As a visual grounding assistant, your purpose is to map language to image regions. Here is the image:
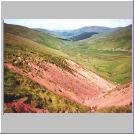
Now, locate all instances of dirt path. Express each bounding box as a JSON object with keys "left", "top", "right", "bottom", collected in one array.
[{"left": 4, "top": 59, "right": 132, "bottom": 110}]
